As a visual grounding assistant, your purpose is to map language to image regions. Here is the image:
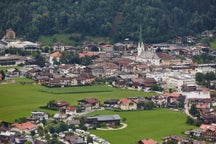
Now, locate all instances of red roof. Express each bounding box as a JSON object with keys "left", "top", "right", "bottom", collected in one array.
[
  {"left": 140, "top": 139, "right": 157, "bottom": 144},
  {"left": 196, "top": 104, "right": 209, "bottom": 109},
  {"left": 200, "top": 124, "right": 216, "bottom": 132},
  {"left": 164, "top": 93, "right": 180, "bottom": 98},
  {"left": 79, "top": 52, "right": 97, "bottom": 58},
  {"left": 12, "top": 121, "right": 36, "bottom": 130},
  {"left": 118, "top": 98, "right": 137, "bottom": 105},
  {"left": 51, "top": 51, "right": 61, "bottom": 58}
]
